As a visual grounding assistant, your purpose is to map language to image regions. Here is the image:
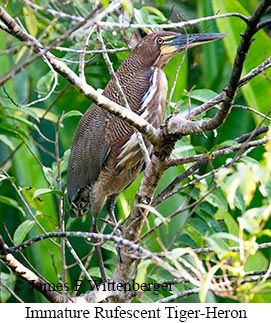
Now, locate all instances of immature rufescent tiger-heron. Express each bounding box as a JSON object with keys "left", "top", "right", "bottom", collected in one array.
[{"left": 67, "top": 31, "right": 225, "bottom": 280}]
